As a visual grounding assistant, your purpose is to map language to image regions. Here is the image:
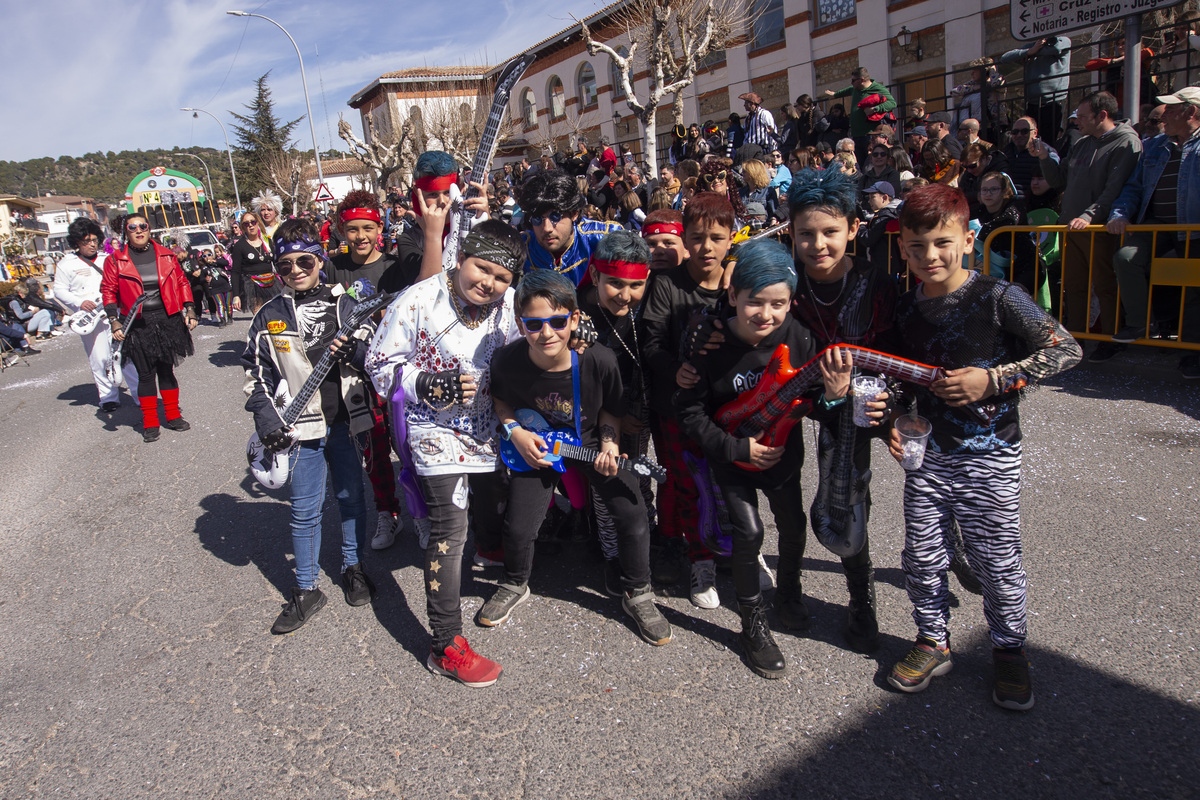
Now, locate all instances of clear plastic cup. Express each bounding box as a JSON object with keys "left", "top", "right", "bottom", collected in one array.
[
  {"left": 851, "top": 375, "right": 888, "bottom": 427},
  {"left": 458, "top": 360, "right": 483, "bottom": 410},
  {"left": 895, "top": 414, "right": 933, "bottom": 470}
]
